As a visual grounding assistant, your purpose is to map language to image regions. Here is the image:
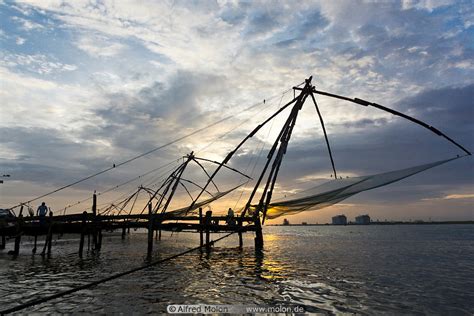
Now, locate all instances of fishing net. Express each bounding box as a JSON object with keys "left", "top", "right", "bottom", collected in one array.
[
  {"left": 167, "top": 183, "right": 245, "bottom": 216},
  {"left": 250, "top": 156, "right": 461, "bottom": 219}
]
